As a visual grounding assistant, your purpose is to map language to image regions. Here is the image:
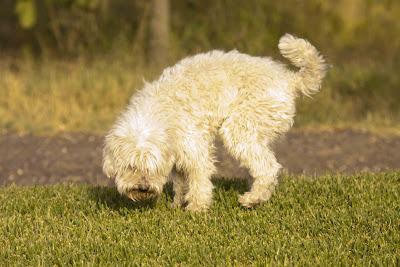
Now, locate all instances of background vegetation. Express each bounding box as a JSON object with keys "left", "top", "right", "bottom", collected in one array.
[{"left": 1, "top": 0, "right": 400, "bottom": 133}]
